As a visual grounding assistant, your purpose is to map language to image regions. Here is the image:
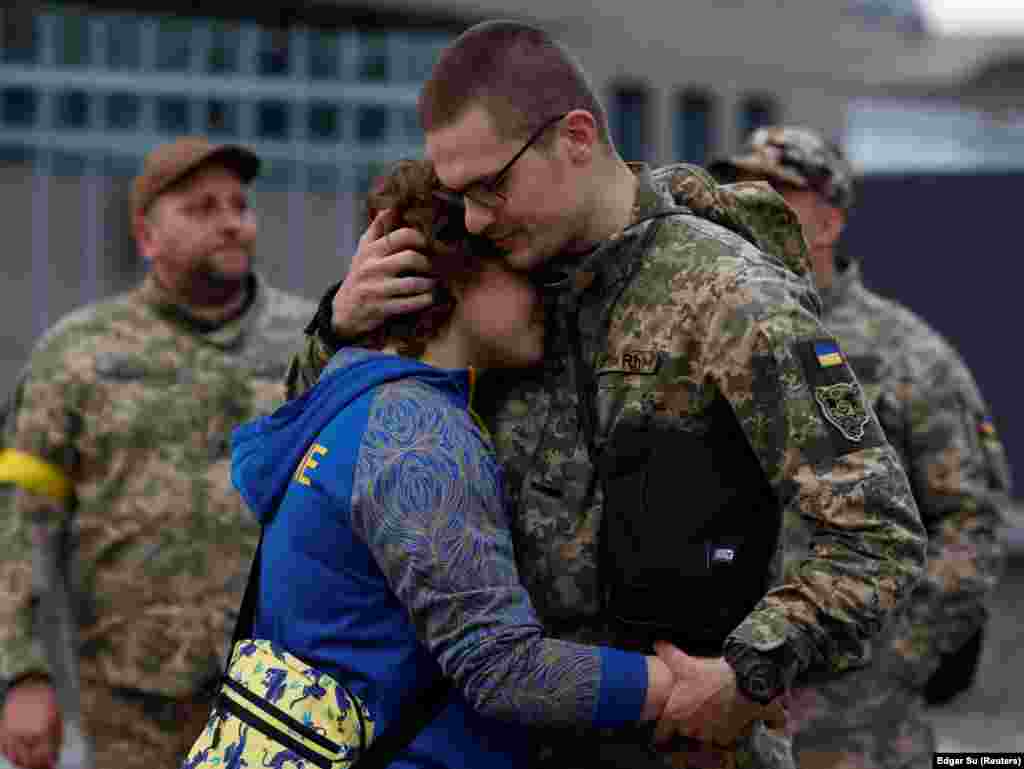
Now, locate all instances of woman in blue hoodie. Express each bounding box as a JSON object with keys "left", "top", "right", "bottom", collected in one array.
[{"left": 226, "top": 160, "right": 687, "bottom": 768}]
